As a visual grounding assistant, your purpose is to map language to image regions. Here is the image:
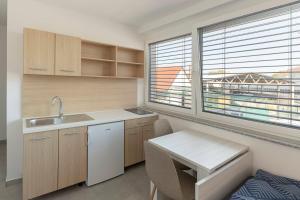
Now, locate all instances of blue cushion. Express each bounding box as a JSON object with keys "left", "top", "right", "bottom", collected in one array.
[{"left": 230, "top": 170, "right": 300, "bottom": 200}]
